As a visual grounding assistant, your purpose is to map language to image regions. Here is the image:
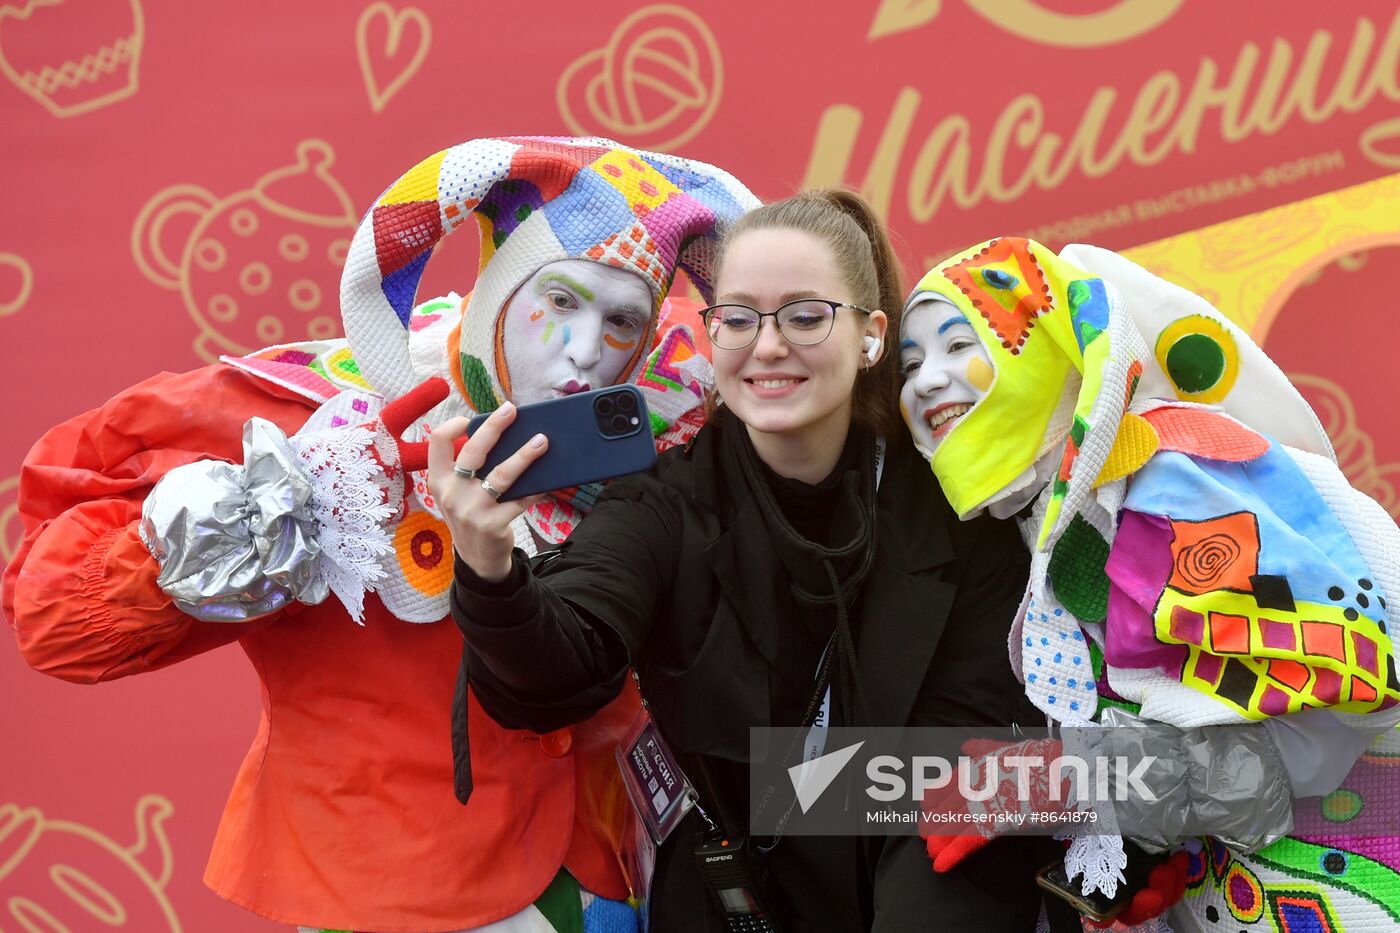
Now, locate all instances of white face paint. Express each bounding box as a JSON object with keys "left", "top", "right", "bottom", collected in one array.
[
  {"left": 898, "top": 295, "right": 994, "bottom": 457},
  {"left": 500, "top": 259, "right": 654, "bottom": 405}
]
